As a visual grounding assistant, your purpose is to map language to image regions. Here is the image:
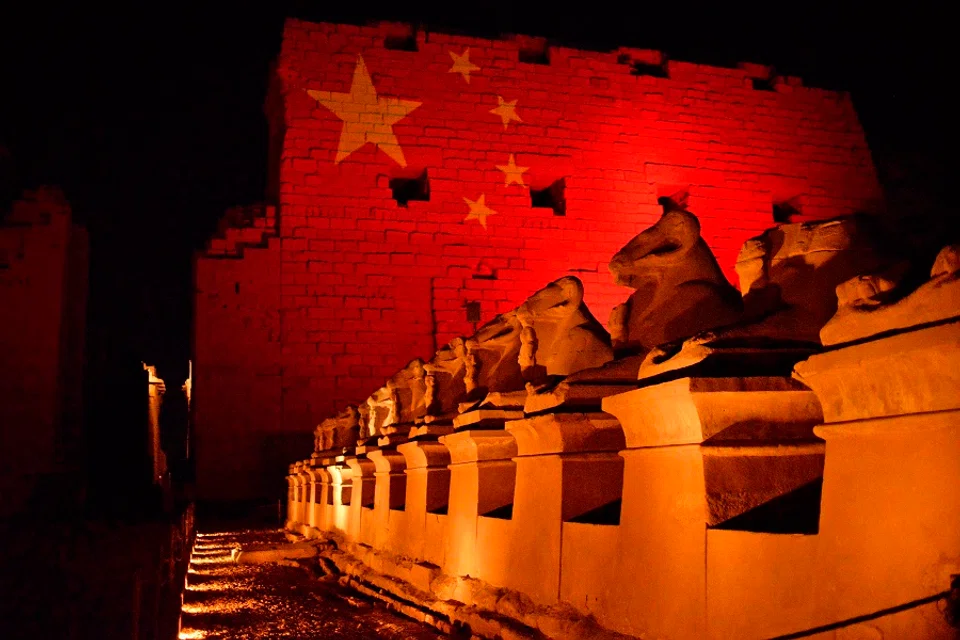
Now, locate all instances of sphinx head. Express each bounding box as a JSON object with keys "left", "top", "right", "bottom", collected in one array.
[{"left": 609, "top": 209, "right": 703, "bottom": 288}]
